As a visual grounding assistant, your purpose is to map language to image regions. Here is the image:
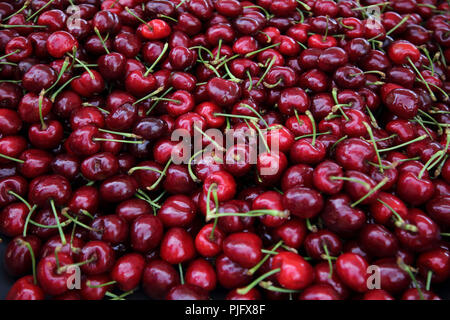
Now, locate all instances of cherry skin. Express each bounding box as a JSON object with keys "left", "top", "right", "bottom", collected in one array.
[
  {"left": 160, "top": 227, "right": 196, "bottom": 264},
  {"left": 130, "top": 215, "right": 164, "bottom": 253},
  {"left": 185, "top": 258, "right": 217, "bottom": 292},
  {"left": 4, "top": 235, "right": 41, "bottom": 277},
  {"left": 166, "top": 284, "right": 209, "bottom": 300},
  {"left": 216, "top": 254, "right": 251, "bottom": 289},
  {"left": 271, "top": 252, "right": 314, "bottom": 290},
  {"left": 282, "top": 186, "right": 324, "bottom": 219},
  {"left": 142, "top": 259, "right": 180, "bottom": 300},
  {"left": 336, "top": 253, "right": 369, "bottom": 293},
  {"left": 223, "top": 232, "right": 262, "bottom": 268},
  {"left": 110, "top": 253, "right": 145, "bottom": 291},
  {"left": 6, "top": 276, "right": 44, "bottom": 300},
  {"left": 36, "top": 252, "right": 73, "bottom": 296},
  {"left": 46, "top": 31, "right": 78, "bottom": 58},
  {"left": 195, "top": 223, "right": 225, "bottom": 258}
]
